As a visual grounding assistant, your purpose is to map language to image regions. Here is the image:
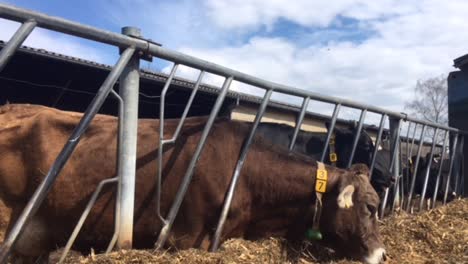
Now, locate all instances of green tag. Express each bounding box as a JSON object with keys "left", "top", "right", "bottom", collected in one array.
[{"left": 306, "top": 228, "right": 323, "bottom": 240}]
